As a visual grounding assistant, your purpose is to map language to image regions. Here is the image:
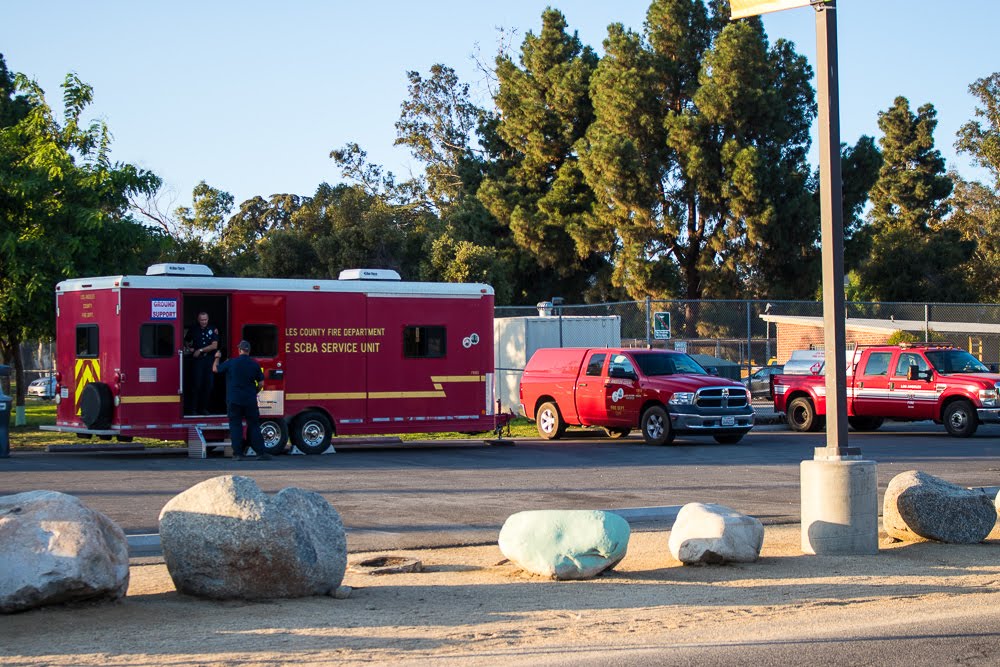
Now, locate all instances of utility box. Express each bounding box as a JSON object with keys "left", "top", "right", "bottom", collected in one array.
[{"left": 494, "top": 316, "right": 621, "bottom": 416}]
